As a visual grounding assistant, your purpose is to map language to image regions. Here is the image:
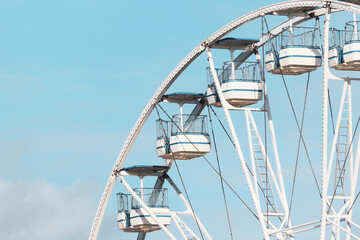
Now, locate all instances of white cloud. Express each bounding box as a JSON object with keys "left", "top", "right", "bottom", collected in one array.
[{"left": 0, "top": 178, "right": 101, "bottom": 240}]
